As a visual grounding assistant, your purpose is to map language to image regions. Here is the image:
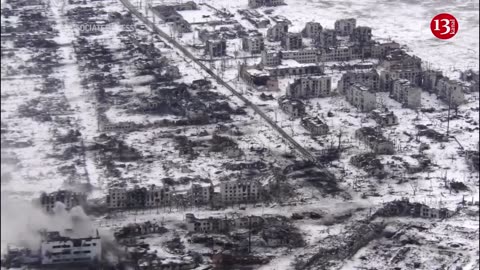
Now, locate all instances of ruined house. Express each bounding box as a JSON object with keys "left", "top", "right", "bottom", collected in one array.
[
  {"left": 370, "top": 109, "right": 399, "bottom": 126},
  {"left": 350, "top": 153, "right": 386, "bottom": 177},
  {"left": 278, "top": 97, "right": 306, "bottom": 118},
  {"left": 355, "top": 127, "right": 395, "bottom": 154},
  {"left": 301, "top": 116, "right": 329, "bottom": 135}
]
